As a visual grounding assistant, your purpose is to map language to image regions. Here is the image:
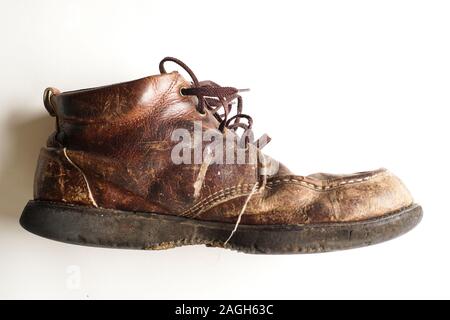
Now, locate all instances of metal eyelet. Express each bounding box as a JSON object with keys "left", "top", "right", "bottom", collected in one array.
[
  {"left": 197, "top": 108, "right": 207, "bottom": 117},
  {"left": 179, "top": 87, "right": 187, "bottom": 96}
]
